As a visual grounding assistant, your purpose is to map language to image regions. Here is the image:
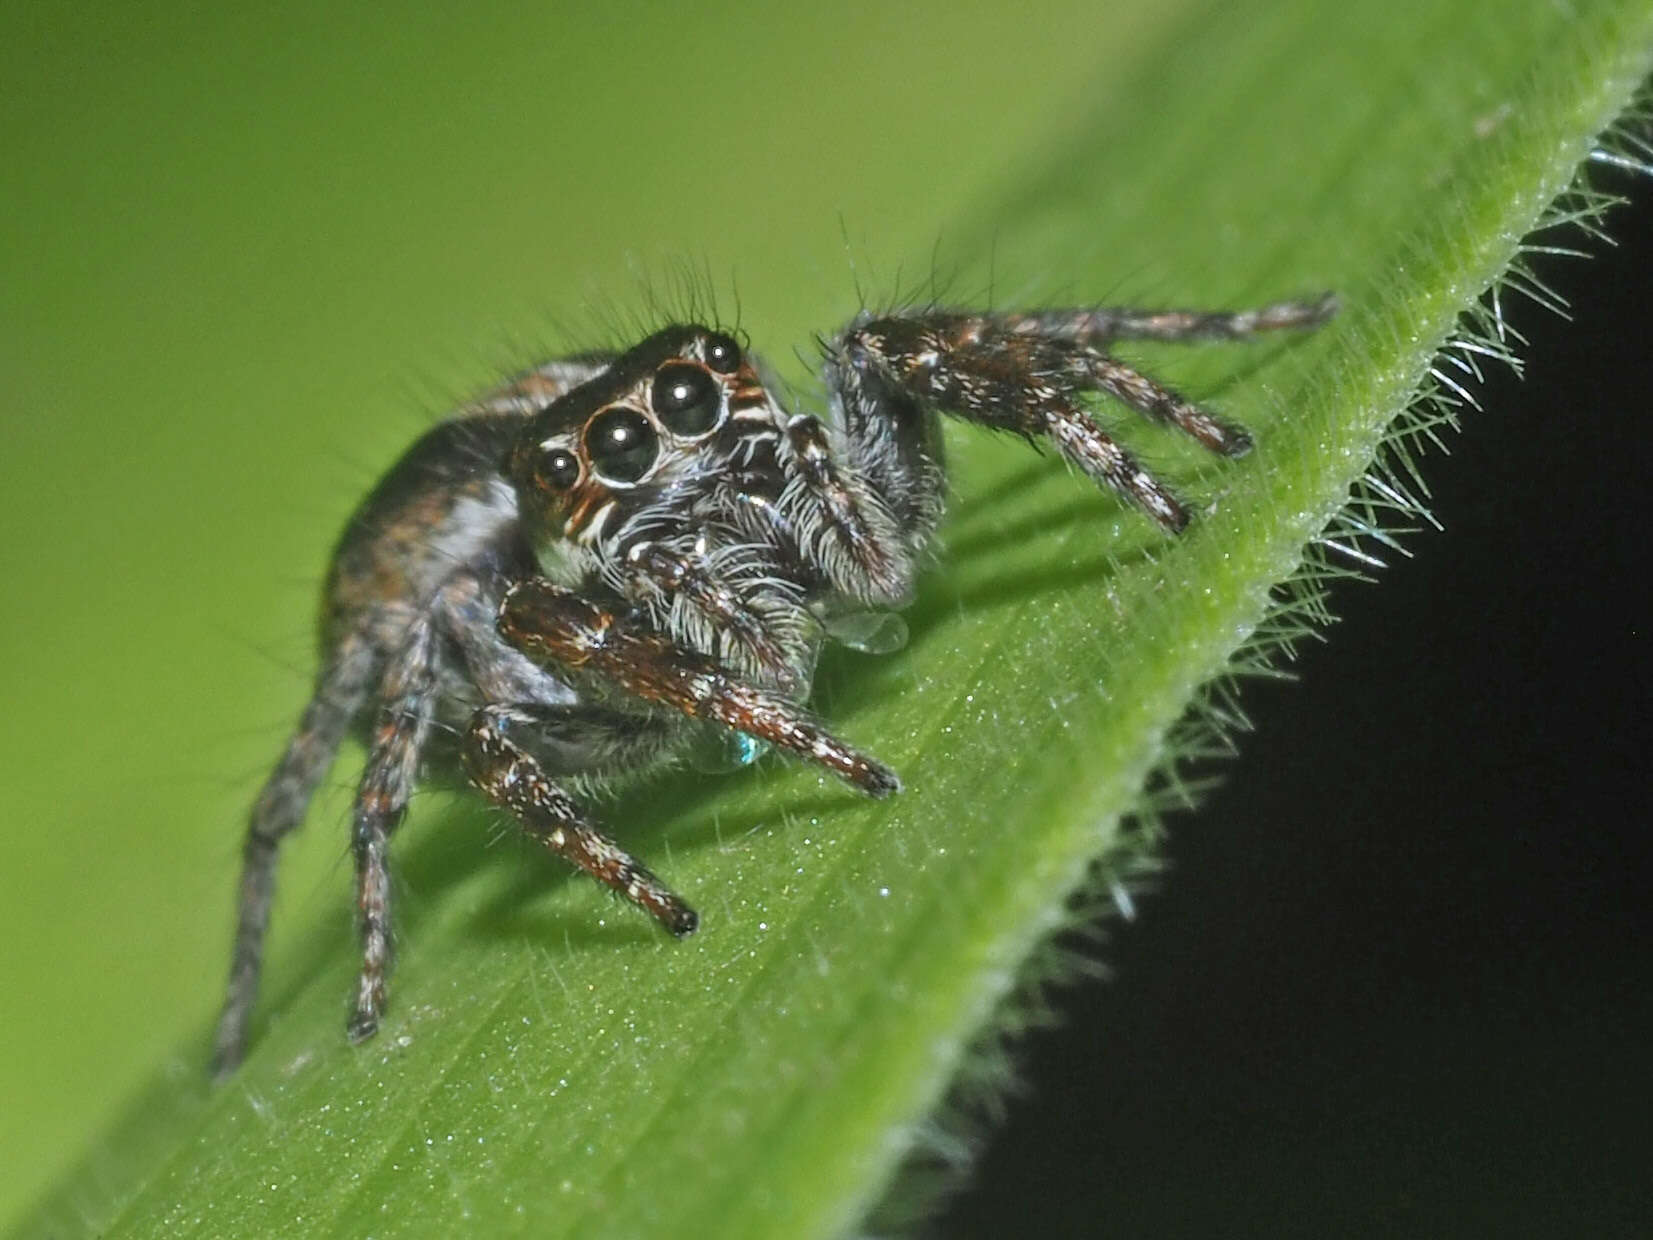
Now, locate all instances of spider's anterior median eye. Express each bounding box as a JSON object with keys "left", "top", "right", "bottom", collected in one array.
[
  {"left": 703, "top": 332, "right": 741, "bottom": 374},
  {"left": 652, "top": 362, "right": 721, "bottom": 436},
  {"left": 537, "top": 446, "right": 581, "bottom": 491},
  {"left": 584, "top": 406, "right": 658, "bottom": 483}
]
